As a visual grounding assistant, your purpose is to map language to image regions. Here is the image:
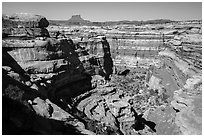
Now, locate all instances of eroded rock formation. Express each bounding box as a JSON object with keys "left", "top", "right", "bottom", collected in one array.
[{"left": 2, "top": 13, "right": 202, "bottom": 135}]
